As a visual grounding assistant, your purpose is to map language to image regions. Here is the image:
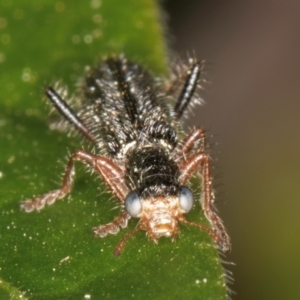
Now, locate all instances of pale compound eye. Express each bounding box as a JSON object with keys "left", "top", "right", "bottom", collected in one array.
[
  {"left": 179, "top": 186, "right": 194, "bottom": 213},
  {"left": 125, "top": 191, "right": 142, "bottom": 217}
]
